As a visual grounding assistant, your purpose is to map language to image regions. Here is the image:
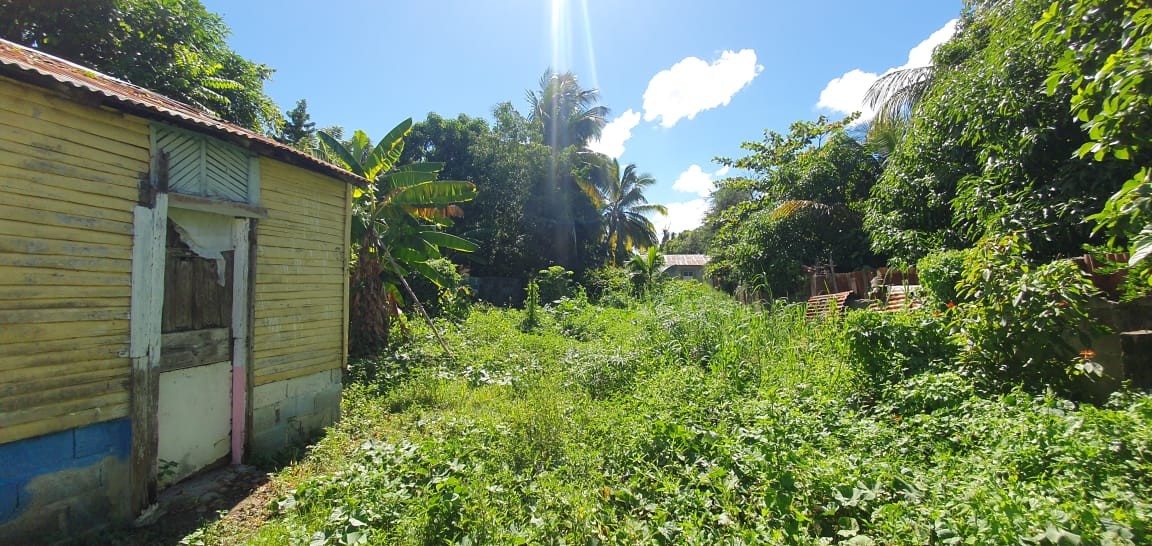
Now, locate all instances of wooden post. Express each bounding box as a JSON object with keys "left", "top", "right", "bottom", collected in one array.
[
  {"left": 128, "top": 174, "right": 167, "bottom": 513},
  {"left": 230, "top": 218, "right": 250, "bottom": 464}
]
